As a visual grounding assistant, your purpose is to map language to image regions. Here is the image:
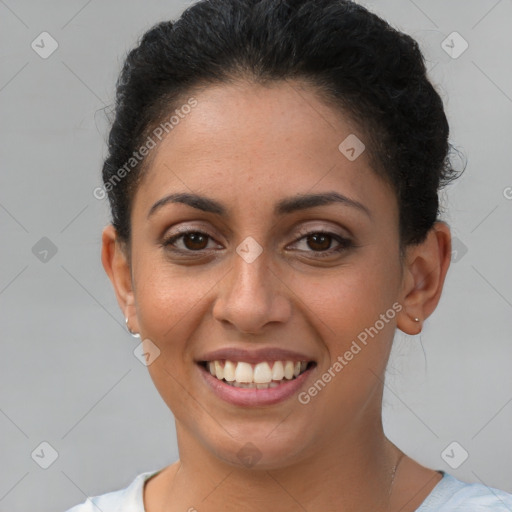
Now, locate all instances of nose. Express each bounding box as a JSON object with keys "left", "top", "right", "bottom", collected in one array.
[{"left": 212, "top": 248, "right": 292, "bottom": 334}]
